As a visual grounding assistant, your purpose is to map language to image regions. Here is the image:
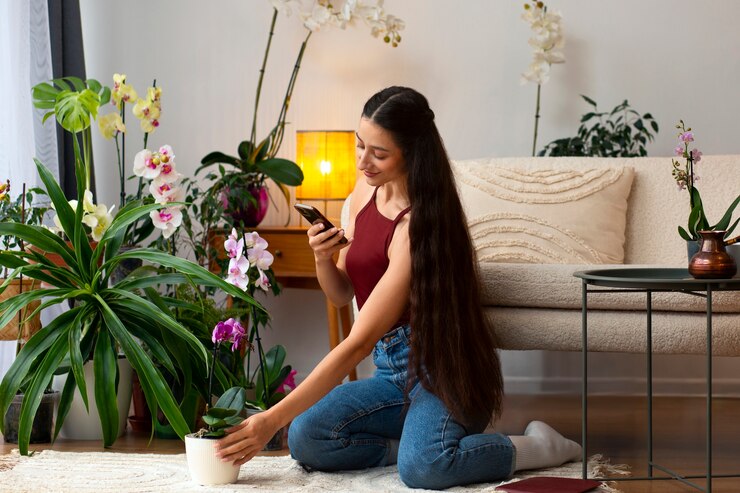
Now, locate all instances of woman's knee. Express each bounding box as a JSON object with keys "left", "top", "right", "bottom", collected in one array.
[
  {"left": 288, "top": 409, "right": 330, "bottom": 465},
  {"left": 397, "top": 449, "right": 451, "bottom": 490}
]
